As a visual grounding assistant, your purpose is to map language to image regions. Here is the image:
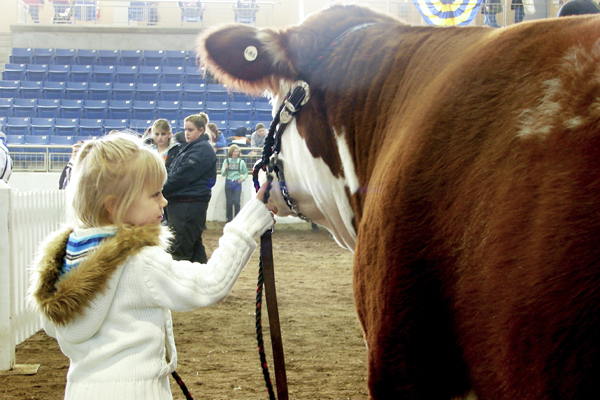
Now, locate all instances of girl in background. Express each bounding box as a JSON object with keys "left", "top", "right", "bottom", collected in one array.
[
  {"left": 152, "top": 119, "right": 180, "bottom": 171},
  {"left": 221, "top": 144, "right": 248, "bottom": 222}
]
